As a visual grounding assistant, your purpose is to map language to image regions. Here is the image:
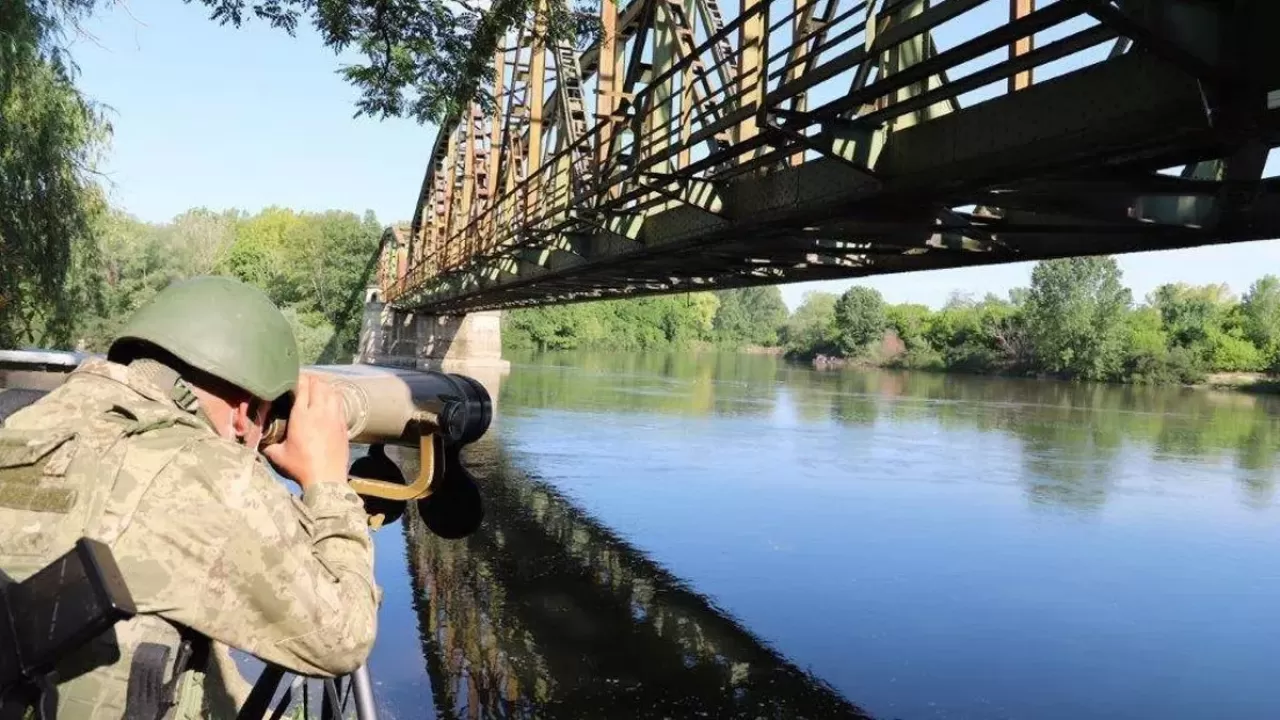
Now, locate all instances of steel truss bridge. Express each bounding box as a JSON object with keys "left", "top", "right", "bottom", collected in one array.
[{"left": 378, "top": 0, "right": 1280, "bottom": 314}]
